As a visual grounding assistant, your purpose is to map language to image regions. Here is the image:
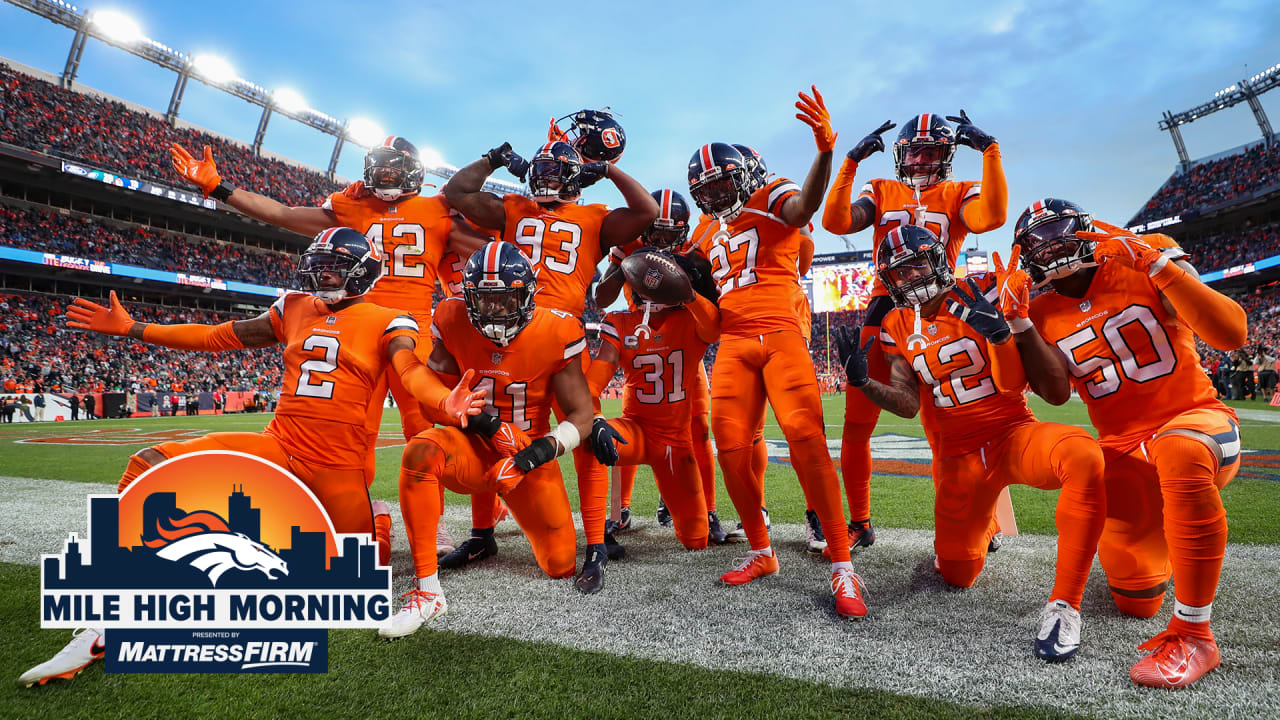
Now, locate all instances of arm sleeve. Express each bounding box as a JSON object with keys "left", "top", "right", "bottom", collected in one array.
[
  {"left": 142, "top": 321, "right": 246, "bottom": 352},
  {"left": 685, "top": 294, "right": 721, "bottom": 344},
  {"left": 821, "top": 157, "right": 859, "bottom": 234},
  {"left": 586, "top": 358, "right": 619, "bottom": 398},
  {"left": 391, "top": 348, "right": 453, "bottom": 412},
  {"left": 988, "top": 337, "right": 1027, "bottom": 393},
  {"left": 960, "top": 143, "right": 1007, "bottom": 234},
  {"left": 1151, "top": 261, "right": 1248, "bottom": 351}
]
